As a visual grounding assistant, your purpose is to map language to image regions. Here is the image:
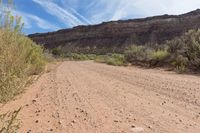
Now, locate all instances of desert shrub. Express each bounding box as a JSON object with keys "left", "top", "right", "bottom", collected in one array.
[
  {"left": 0, "top": 29, "right": 46, "bottom": 102},
  {"left": 65, "top": 53, "right": 97, "bottom": 61},
  {"left": 68, "top": 53, "right": 88, "bottom": 60},
  {"left": 167, "top": 29, "right": 200, "bottom": 71},
  {"left": 86, "top": 54, "right": 97, "bottom": 60},
  {"left": 171, "top": 55, "right": 188, "bottom": 72},
  {"left": 0, "top": 0, "right": 46, "bottom": 103},
  {"left": 152, "top": 50, "right": 169, "bottom": 61},
  {"left": 106, "top": 54, "right": 125, "bottom": 66},
  {"left": 43, "top": 50, "right": 55, "bottom": 63},
  {"left": 125, "top": 44, "right": 171, "bottom": 67},
  {"left": 125, "top": 29, "right": 200, "bottom": 72},
  {"left": 125, "top": 45, "right": 154, "bottom": 66},
  {"left": 95, "top": 54, "right": 125, "bottom": 66},
  {"left": 94, "top": 55, "right": 107, "bottom": 63},
  {"left": 0, "top": 0, "right": 24, "bottom": 32},
  {"left": 183, "top": 30, "right": 200, "bottom": 69},
  {"left": 52, "top": 46, "right": 65, "bottom": 57}
]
